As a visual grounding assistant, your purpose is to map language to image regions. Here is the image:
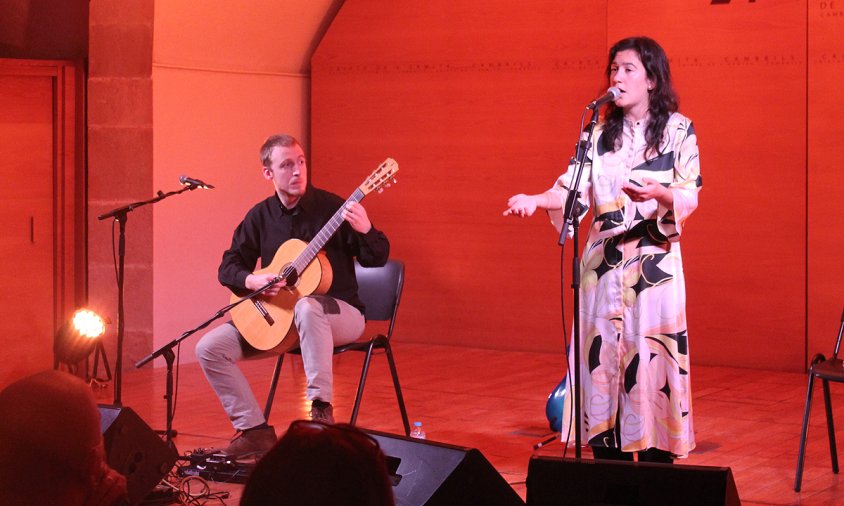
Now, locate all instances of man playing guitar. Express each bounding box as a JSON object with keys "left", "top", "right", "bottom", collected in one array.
[{"left": 196, "top": 134, "right": 390, "bottom": 459}]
